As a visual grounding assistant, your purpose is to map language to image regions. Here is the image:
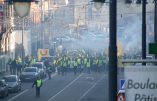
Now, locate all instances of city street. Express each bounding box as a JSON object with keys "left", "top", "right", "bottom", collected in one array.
[{"left": 1, "top": 72, "right": 108, "bottom": 101}]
